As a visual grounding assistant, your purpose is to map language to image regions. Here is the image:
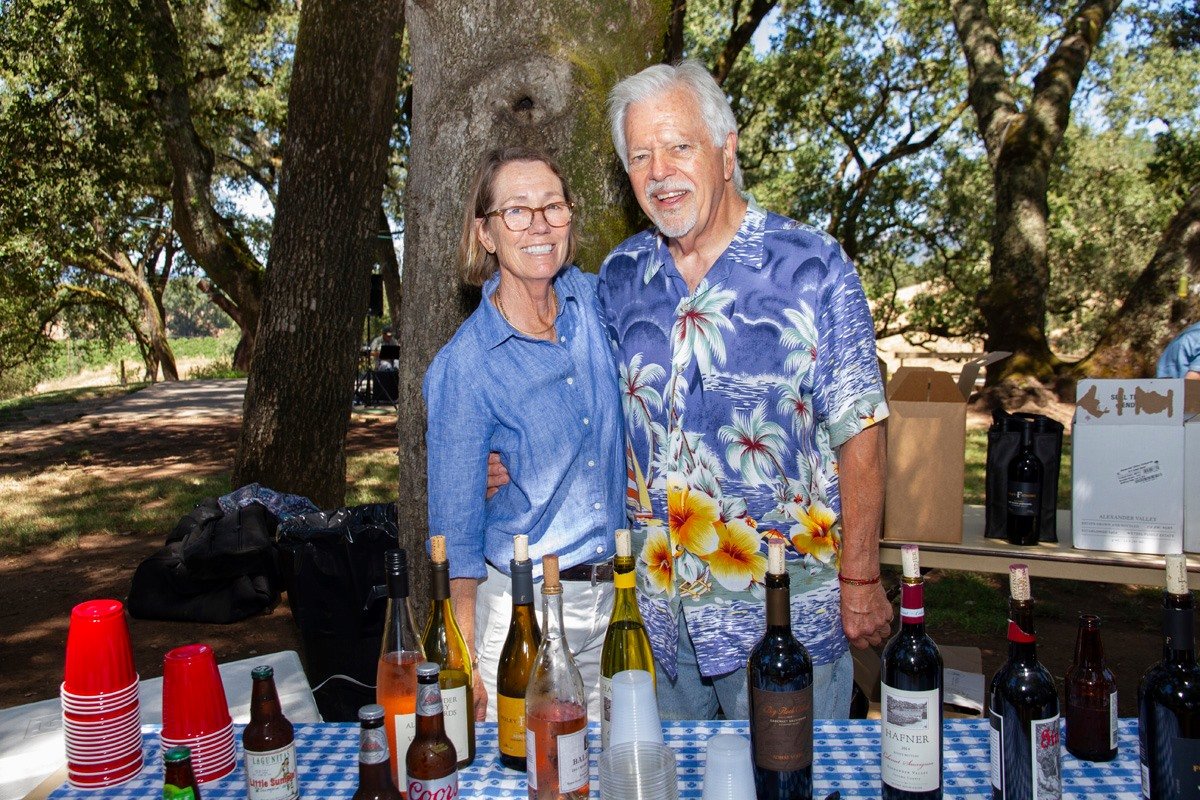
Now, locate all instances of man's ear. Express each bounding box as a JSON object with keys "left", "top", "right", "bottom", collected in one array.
[
  {"left": 722, "top": 132, "right": 738, "bottom": 181},
  {"left": 476, "top": 217, "right": 496, "bottom": 254}
]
